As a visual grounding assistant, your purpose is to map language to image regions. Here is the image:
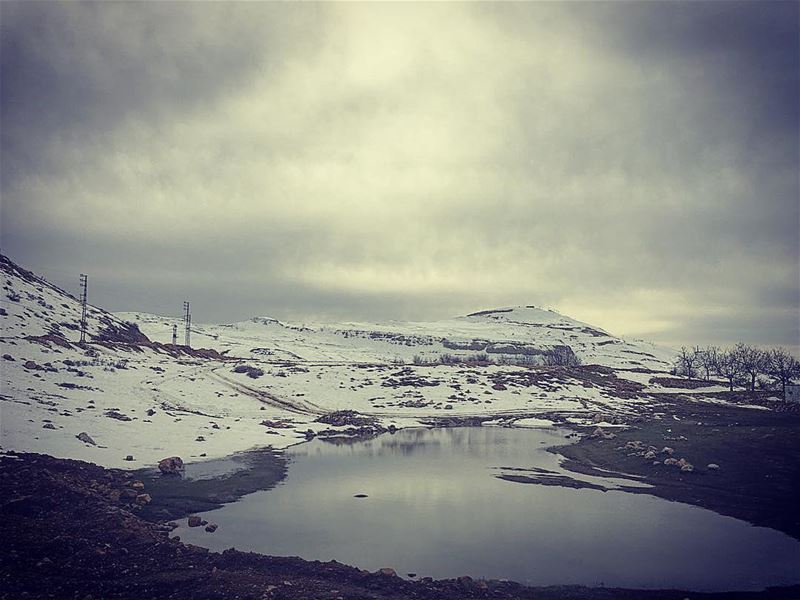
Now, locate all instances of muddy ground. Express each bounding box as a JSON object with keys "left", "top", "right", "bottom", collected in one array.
[
  {"left": 135, "top": 448, "right": 288, "bottom": 522},
  {"left": 557, "top": 392, "right": 800, "bottom": 540}
]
